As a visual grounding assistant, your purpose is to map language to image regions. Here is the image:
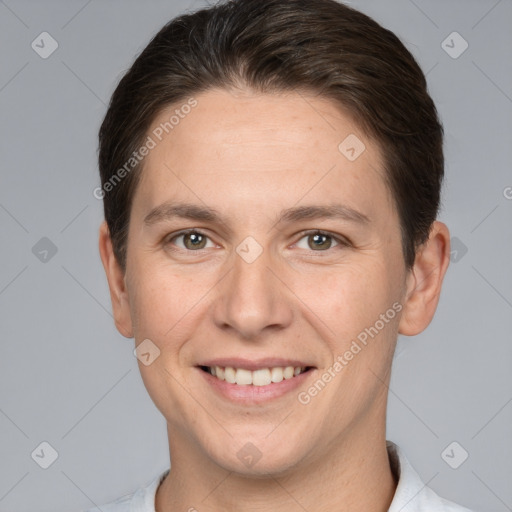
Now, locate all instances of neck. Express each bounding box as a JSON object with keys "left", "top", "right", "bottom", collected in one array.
[{"left": 156, "top": 416, "right": 397, "bottom": 512}]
